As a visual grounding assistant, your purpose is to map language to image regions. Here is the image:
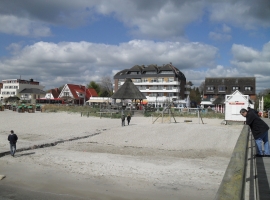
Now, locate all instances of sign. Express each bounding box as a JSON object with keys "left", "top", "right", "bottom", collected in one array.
[{"left": 229, "top": 102, "right": 245, "bottom": 105}]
